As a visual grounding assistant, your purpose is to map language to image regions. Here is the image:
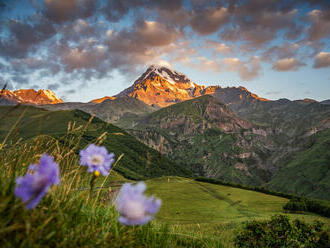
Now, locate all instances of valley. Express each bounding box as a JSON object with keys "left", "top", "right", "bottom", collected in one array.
[{"left": 2, "top": 65, "right": 330, "bottom": 201}]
